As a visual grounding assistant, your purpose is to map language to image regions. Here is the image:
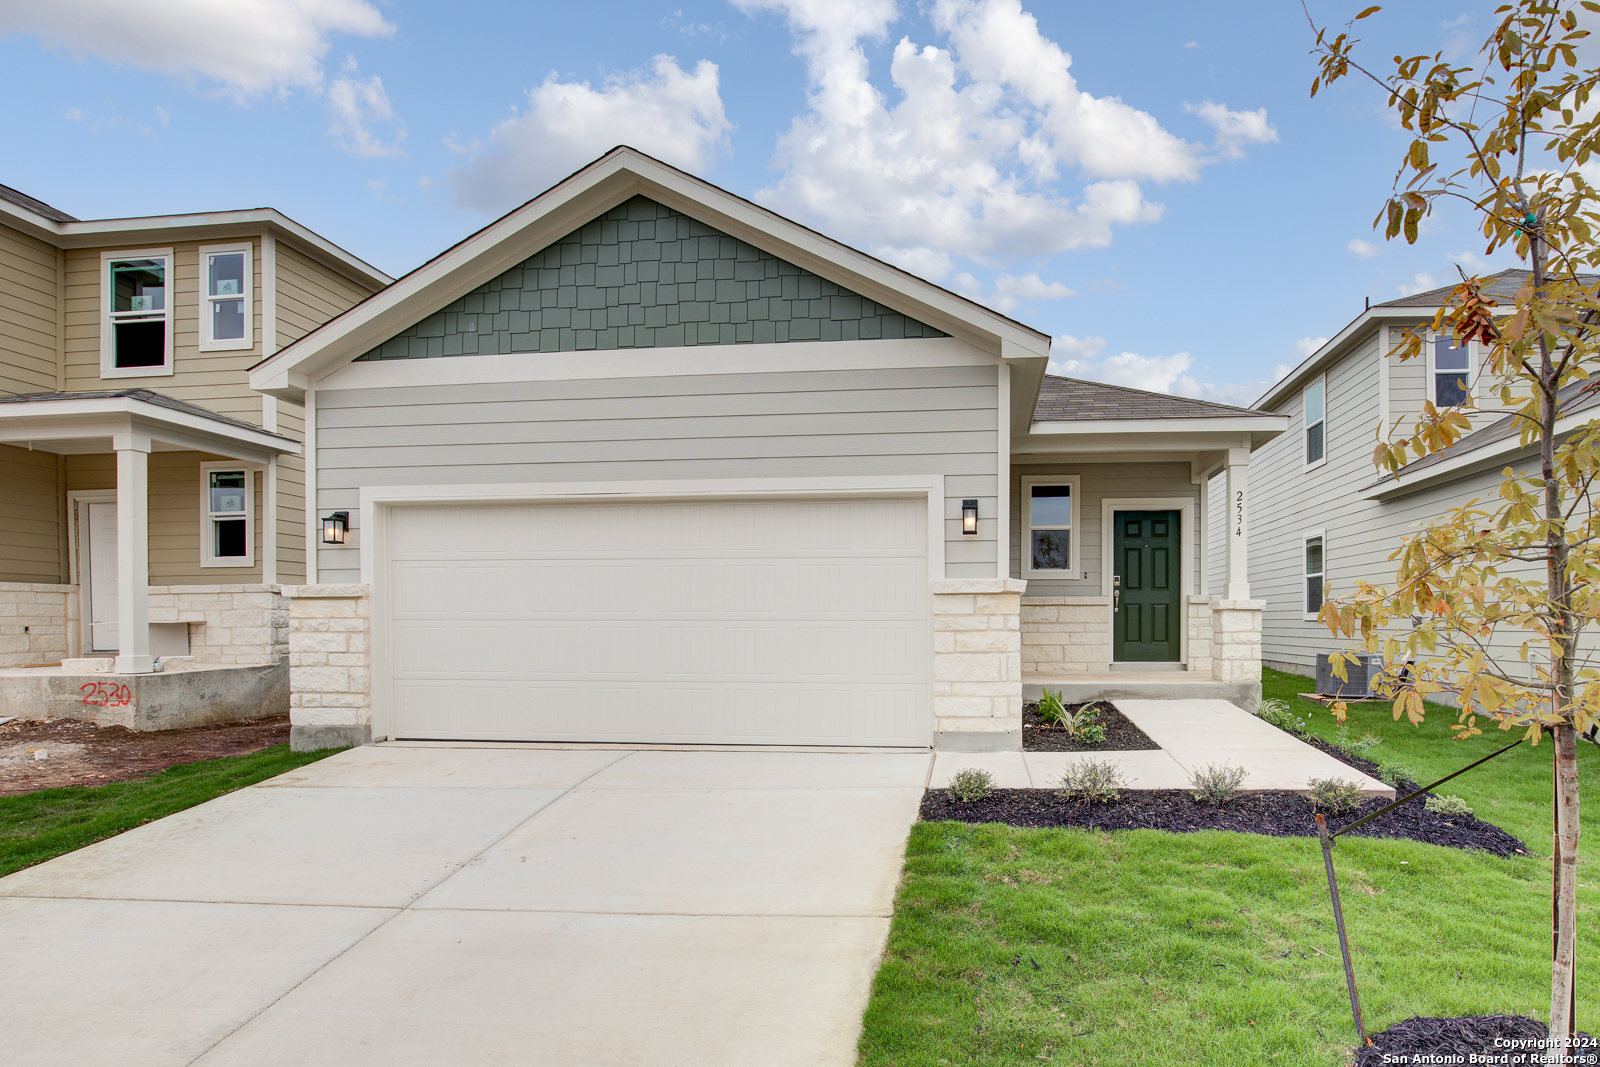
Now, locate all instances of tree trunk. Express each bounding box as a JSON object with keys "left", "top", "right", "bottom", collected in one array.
[{"left": 1550, "top": 723, "right": 1581, "bottom": 1052}]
